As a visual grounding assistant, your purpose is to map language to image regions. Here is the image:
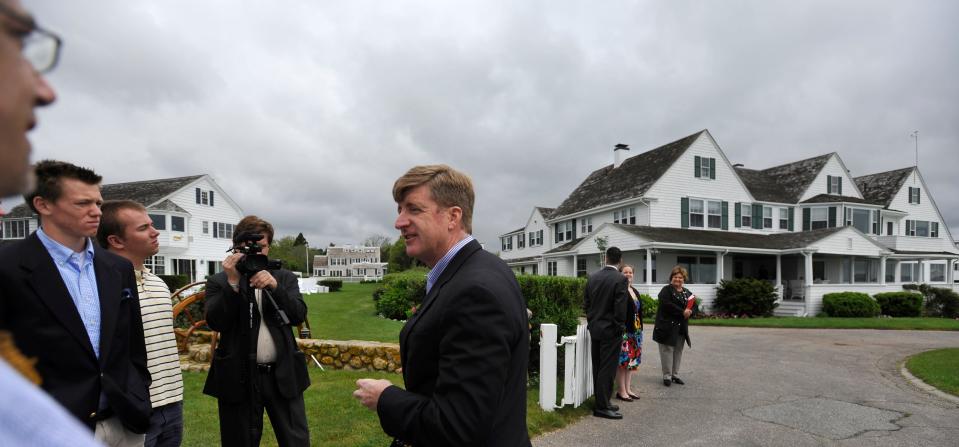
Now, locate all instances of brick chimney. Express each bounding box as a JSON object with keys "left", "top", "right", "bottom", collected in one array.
[{"left": 614, "top": 143, "right": 630, "bottom": 168}]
